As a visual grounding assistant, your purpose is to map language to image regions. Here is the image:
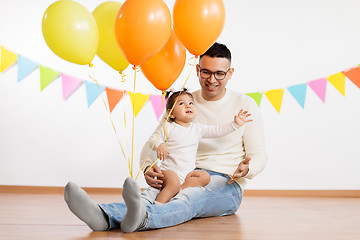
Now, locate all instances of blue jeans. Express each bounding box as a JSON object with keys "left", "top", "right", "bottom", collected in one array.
[{"left": 99, "top": 170, "right": 243, "bottom": 230}]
